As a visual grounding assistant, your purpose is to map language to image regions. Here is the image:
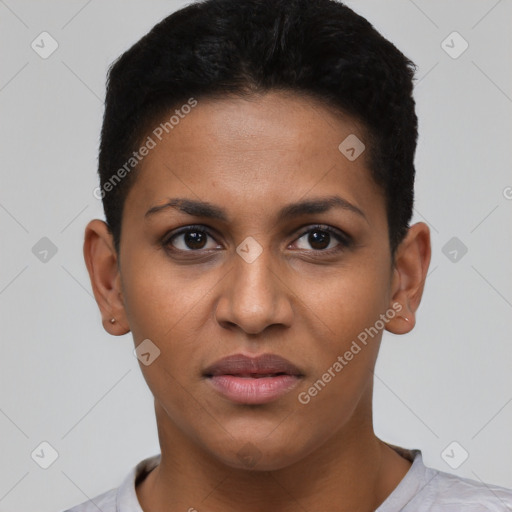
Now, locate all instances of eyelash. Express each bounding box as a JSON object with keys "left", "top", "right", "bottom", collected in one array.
[{"left": 161, "top": 224, "right": 351, "bottom": 256}]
